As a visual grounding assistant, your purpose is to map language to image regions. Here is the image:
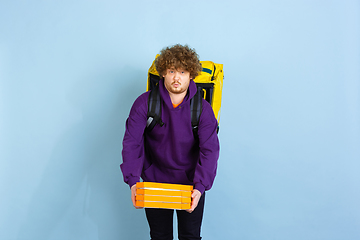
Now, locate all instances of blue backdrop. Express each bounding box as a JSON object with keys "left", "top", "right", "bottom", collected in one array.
[{"left": 1, "top": 1, "right": 359, "bottom": 239}]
